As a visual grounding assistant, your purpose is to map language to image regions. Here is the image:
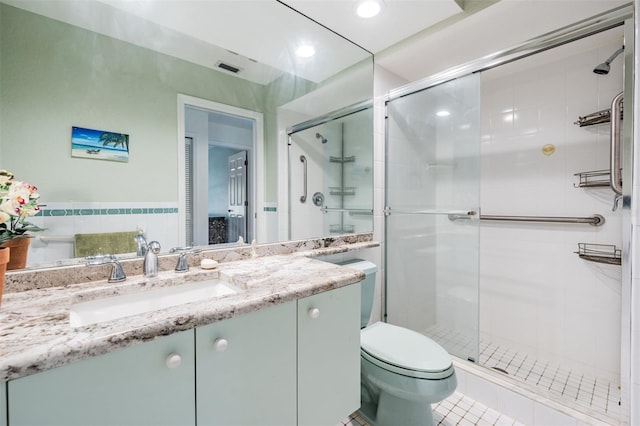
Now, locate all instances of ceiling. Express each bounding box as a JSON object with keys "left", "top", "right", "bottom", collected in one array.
[
  {"left": 280, "top": 0, "right": 463, "bottom": 54},
  {"left": 1, "top": 0, "right": 469, "bottom": 85},
  {"left": 3, "top": 0, "right": 627, "bottom": 87}
]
